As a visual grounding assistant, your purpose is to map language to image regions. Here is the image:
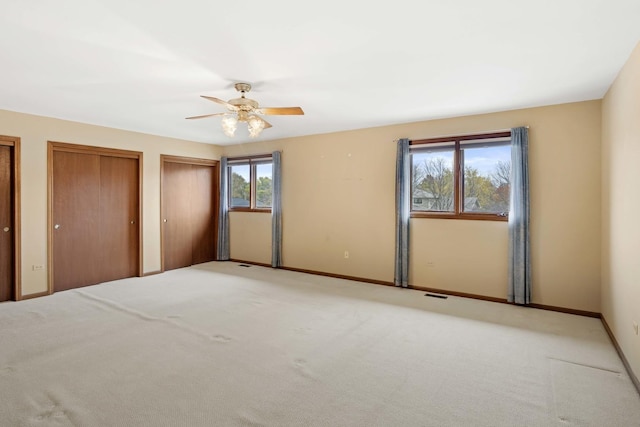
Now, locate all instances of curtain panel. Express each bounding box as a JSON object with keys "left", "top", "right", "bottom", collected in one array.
[
  {"left": 508, "top": 127, "right": 531, "bottom": 304},
  {"left": 216, "top": 156, "right": 230, "bottom": 261},
  {"left": 271, "top": 151, "right": 283, "bottom": 267},
  {"left": 394, "top": 138, "right": 410, "bottom": 287}
]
